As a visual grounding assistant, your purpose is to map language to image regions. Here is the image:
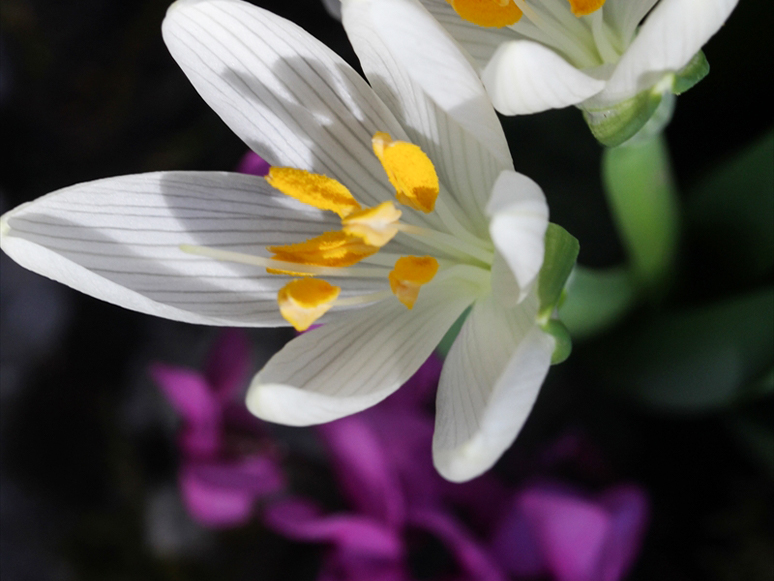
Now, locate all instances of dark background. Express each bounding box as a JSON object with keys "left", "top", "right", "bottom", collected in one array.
[{"left": 1, "top": 0, "right": 772, "bottom": 579}]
